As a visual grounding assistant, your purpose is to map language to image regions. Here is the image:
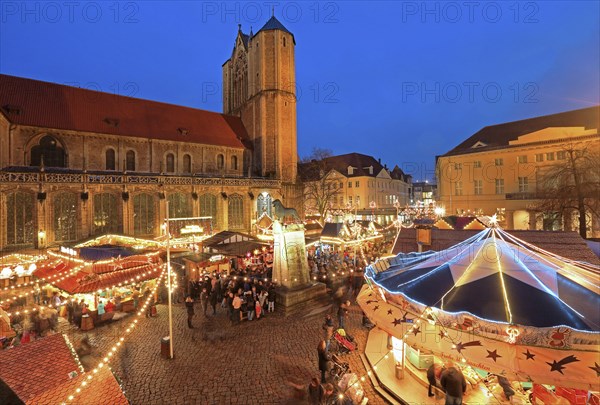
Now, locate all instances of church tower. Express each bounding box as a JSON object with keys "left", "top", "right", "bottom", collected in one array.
[{"left": 222, "top": 17, "right": 298, "bottom": 184}]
